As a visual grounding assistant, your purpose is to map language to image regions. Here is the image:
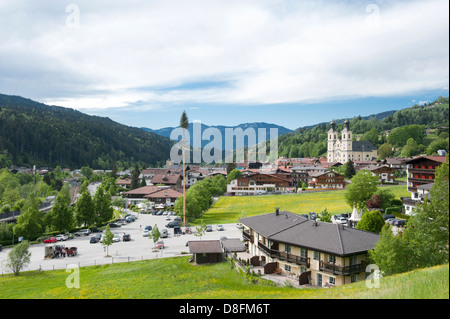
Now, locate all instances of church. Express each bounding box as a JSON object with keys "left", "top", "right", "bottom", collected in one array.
[{"left": 327, "top": 120, "right": 377, "bottom": 163}]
